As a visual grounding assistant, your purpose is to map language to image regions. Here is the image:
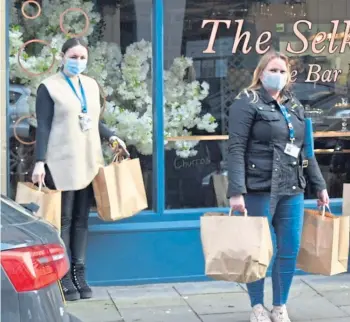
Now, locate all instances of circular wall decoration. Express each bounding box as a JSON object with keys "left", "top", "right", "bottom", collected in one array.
[
  {"left": 18, "top": 39, "right": 56, "bottom": 77},
  {"left": 21, "top": 1, "right": 42, "bottom": 20},
  {"left": 59, "top": 8, "right": 90, "bottom": 38},
  {"left": 13, "top": 115, "right": 36, "bottom": 146}
]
